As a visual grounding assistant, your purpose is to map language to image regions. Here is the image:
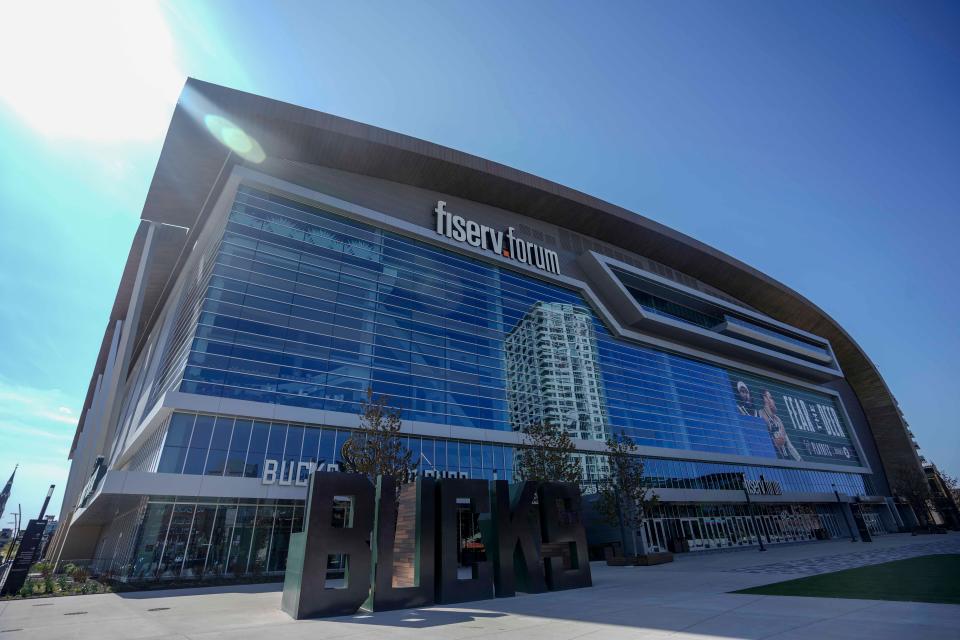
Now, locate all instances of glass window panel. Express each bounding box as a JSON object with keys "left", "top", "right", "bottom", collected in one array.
[
  {"left": 226, "top": 419, "right": 252, "bottom": 478},
  {"left": 268, "top": 505, "right": 295, "bottom": 572},
  {"left": 166, "top": 413, "right": 196, "bottom": 447},
  {"left": 157, "top": 446, "right": 187, "bottom": 474},
  {"left": 225, "top": 505, "right": 257, "bottom": 575},
  {"left": 157, "top": 503, "right": 195, "bottom": 579},
  {"left": 318, "top": 428, "right": 337, "bottom": 466},
  {"left": 182, "top": 504, "right": 218, "bottom": 578},
  {"left": 285, "top": 425, "right": 304, "bottom": 463},
  {"left": 203, "top": 505, "right": 231, "bottom": 578},
  {"left": 245, "top": 421, "right": 271, "bottom": 478},
  {"left": 129, "top": 502, "right": 173, "bottom": 579},
  {"left": 248, "top": 505, "right": 276, "bottom": 575},
  {"left": 301, "top": 428, "right": 321, "bottom": 465}
]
